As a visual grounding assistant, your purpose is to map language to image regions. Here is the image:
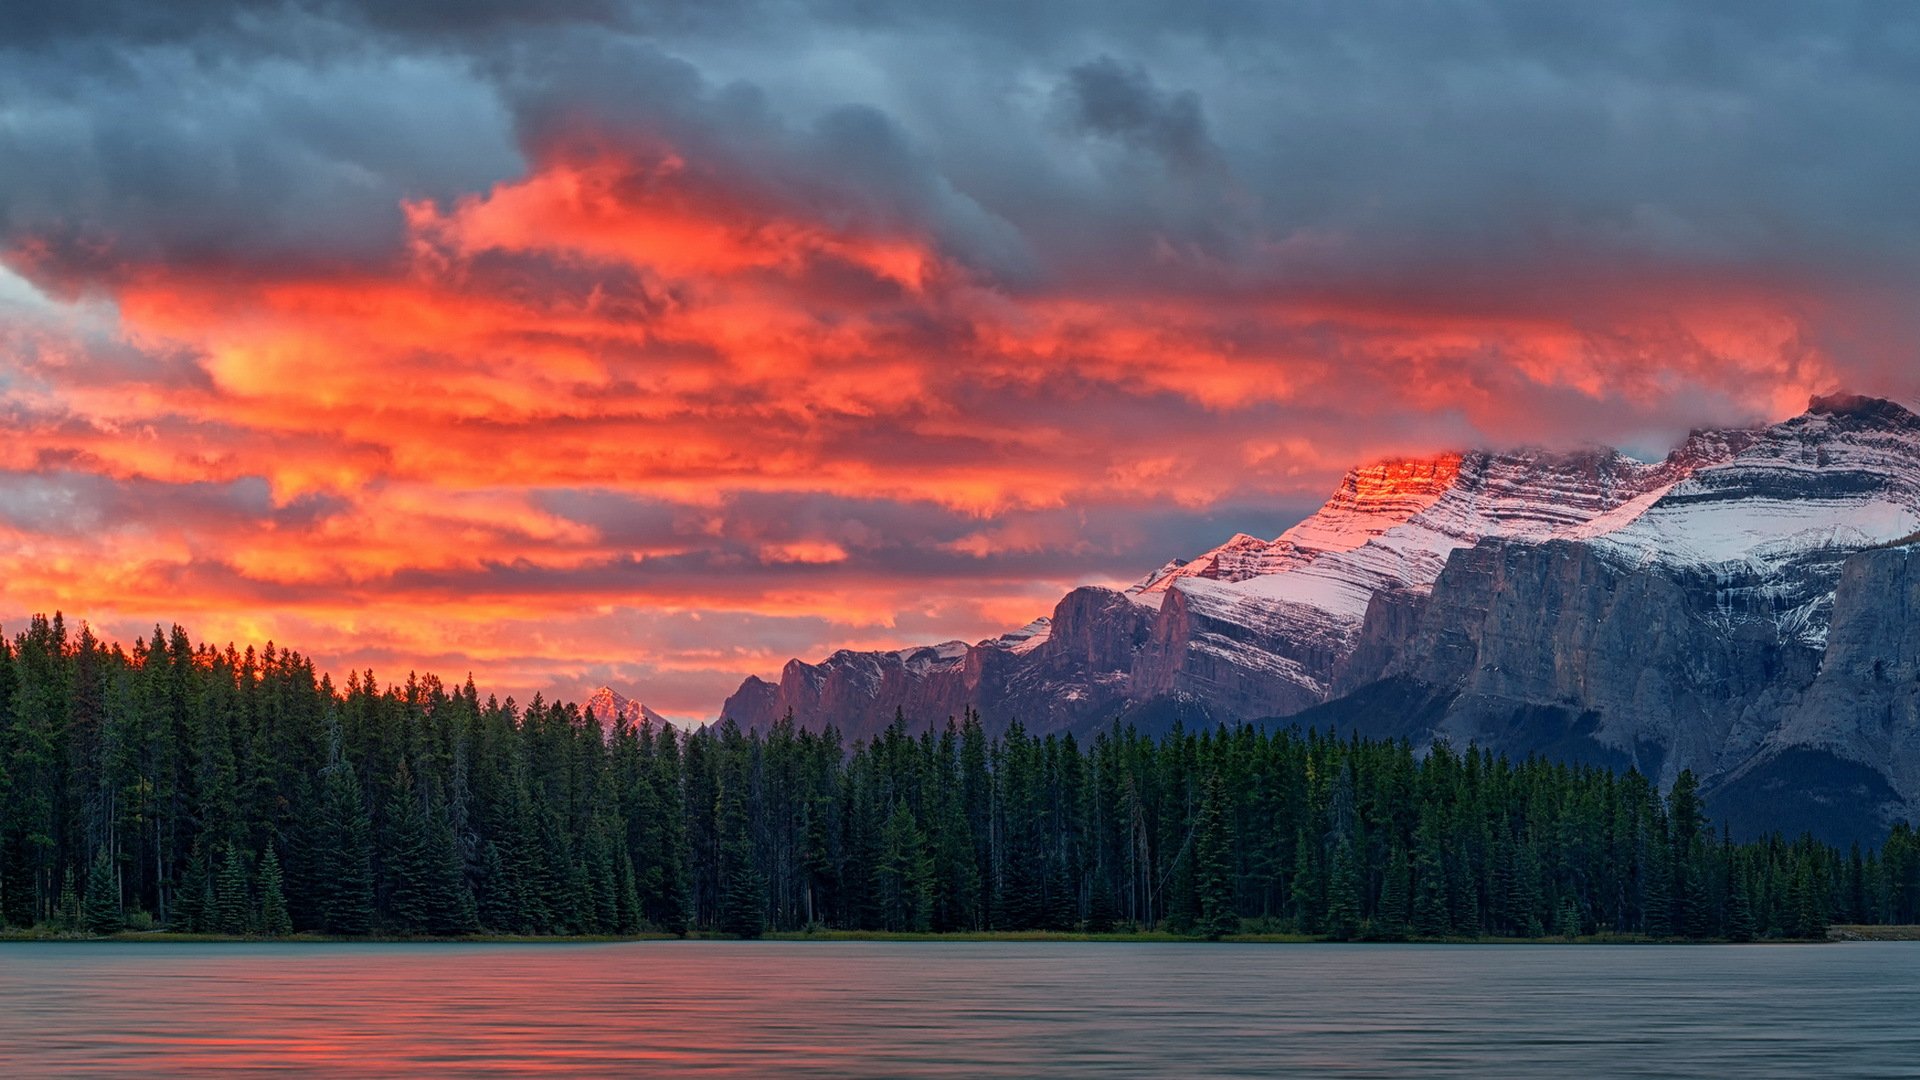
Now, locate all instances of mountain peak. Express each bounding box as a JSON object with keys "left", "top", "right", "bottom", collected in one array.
[
  {"left": 584, "top": 686, "right": 671, "bottom": 730},
  {"left": 1807, "top": 392, "right": 1918, "bottom": 427}
]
